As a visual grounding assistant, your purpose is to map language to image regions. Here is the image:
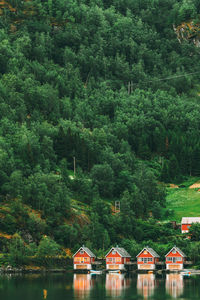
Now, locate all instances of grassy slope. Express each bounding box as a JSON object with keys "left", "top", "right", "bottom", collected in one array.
[{"left": 166, "top": 177, "right": 200, "bottom": 222}]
